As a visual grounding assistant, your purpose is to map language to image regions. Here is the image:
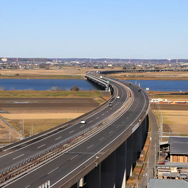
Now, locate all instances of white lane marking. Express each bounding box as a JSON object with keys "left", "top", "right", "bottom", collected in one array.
[
  {"left": 48, "top": 167, "right": 59, "bottom": 175},
  {"left": 89, "top": 120, "right": 93, "bottom": 123},
  {"left": 80, "top": 125, "right": 85, "bottom": 128},
  {"left": 13, "top": 154, "right": 24, "bottom": 160},
  {"left": 3, "top": 81, "right": 134, "bottom": 188},
  {"left": 116, "top": 125, "right": 119, "bottom": 128},
  {"left": 55, "top": 136, "right": 61, "bottom": 140},
  {"left": 106, "top": 111, "right": 109, "bottom": 113},
  {"left": 1, "top": 87, "right": 112, "bottom": 155},
  {"left": 71, "top": 155, "right": 78, "bottom": 160},
  {"left": 102, "top": 113, "right": 105, "bottom": 116},
  {"left": 69, "top": 130, "right": 74, "bottom": 134},
  {"left": 37, "top": 144, "right": 45, "bottom": 149},
  {"left": 109, "top": 131, "right": 113, "bottom": 134},
  {"left": 25, "top": 185, "right": 30, "bottom": 188},
  {"left": 100, "top": 137, "right": 104, "bottom": 141},
  {"left": 96, "top": 117, "right": 99, "bottom": 119},
  {"left": 122, "top": 121, "right": 125, "bottom": 123},
  {"left": 87, "top": 144, "right": 93, "bottom": 150}
]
